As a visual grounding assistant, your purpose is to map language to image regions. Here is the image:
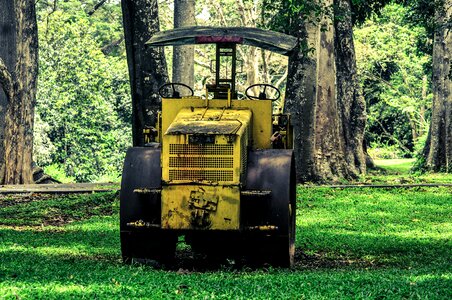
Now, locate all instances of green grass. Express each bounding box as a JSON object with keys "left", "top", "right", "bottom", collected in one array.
[
  {"left": 0, "top": 188, "right": 451, "bottom": 299},
  {"left": 364, "top": 159, "right": 452, "bottom": 184}
]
